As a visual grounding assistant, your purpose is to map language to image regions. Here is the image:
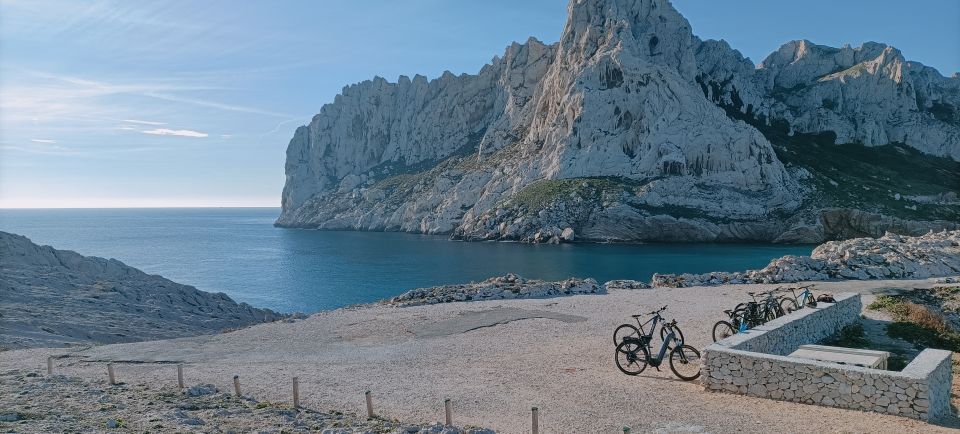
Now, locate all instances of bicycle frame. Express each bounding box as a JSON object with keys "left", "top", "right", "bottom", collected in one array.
[
  {"left": 640, "top": 326, "right": 678, "bottom": 368},
  {"left": 634, "top": 312, "right": 662, "bottom": 339},
  {"left": 784, "top": 285, "right": 814, "bottom": 307}
]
